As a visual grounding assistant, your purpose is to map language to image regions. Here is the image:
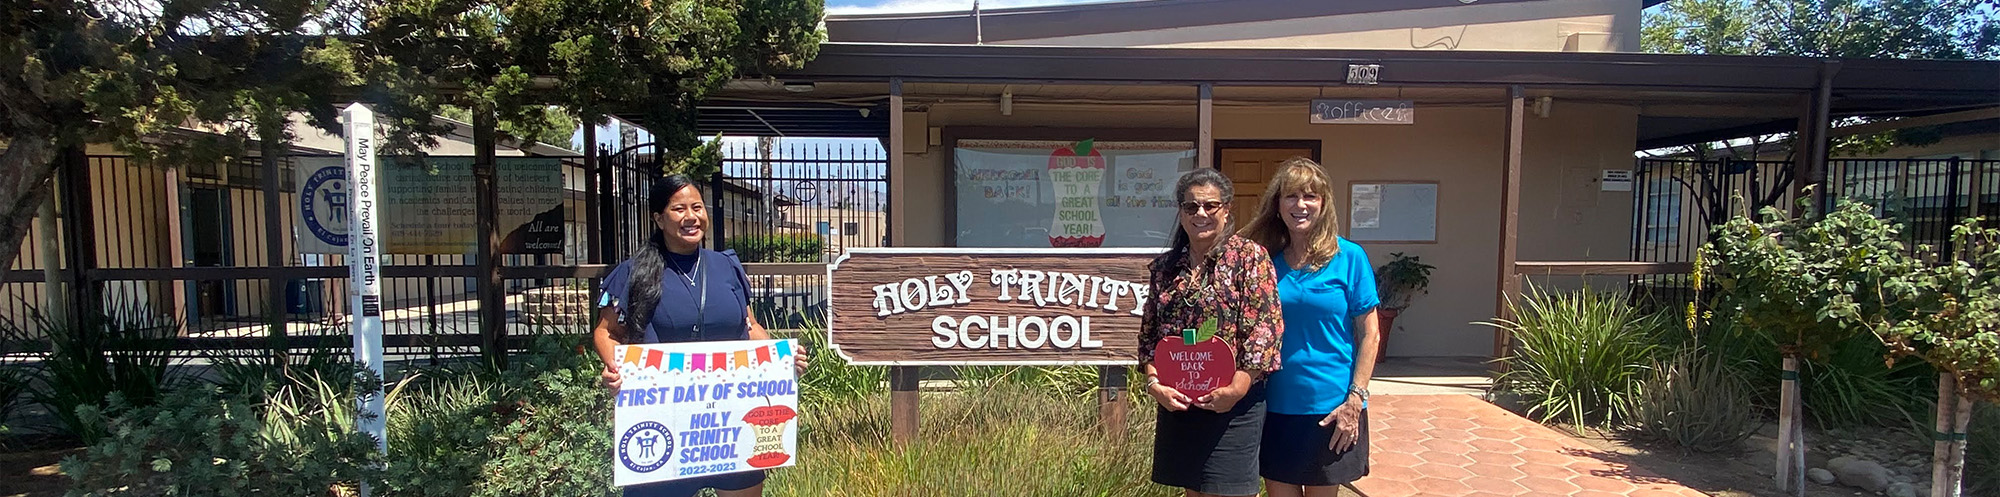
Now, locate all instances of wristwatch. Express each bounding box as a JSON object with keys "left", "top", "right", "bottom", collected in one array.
[
  {"left": 1145, "top": 375, "right": 1161, "bottom": 388},
  {"left": 1348, "top": 387, "right": 1370, "bottom": 403}
]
